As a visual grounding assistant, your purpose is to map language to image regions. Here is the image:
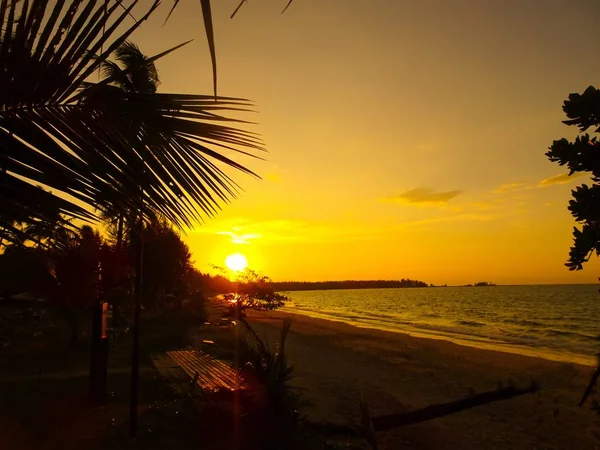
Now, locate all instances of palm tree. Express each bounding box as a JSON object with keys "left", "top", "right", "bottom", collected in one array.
[
  {"left": 96, "top": 41, "right": 161, "bottom": 249},
  {"left": 0, "top": 0, "right": 264, "bottom": 245},
  {"left": 1, "top": 0, "right": 265, "bottom": 432}
]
